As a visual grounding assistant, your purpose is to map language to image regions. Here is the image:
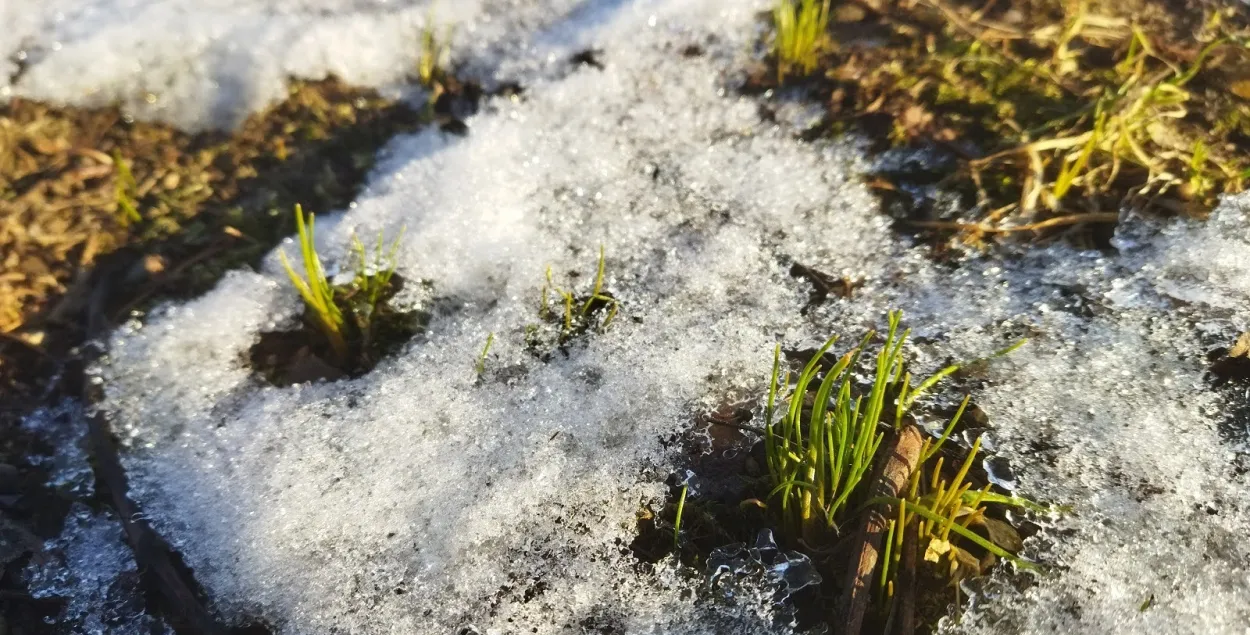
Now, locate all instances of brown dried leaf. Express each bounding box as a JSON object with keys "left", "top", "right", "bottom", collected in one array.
[
  {"left": 977, "top": 516, "right": 1024, "bottom": 553},
  {"left": 924, "top": 537, "right": 951, "bottom": 563},
  {"left": 1230, "top": 79, "right": 1250, "bottom": 101},
  {"left": 1229, "top": 331, "right": 1250, "bottom": 359}
]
